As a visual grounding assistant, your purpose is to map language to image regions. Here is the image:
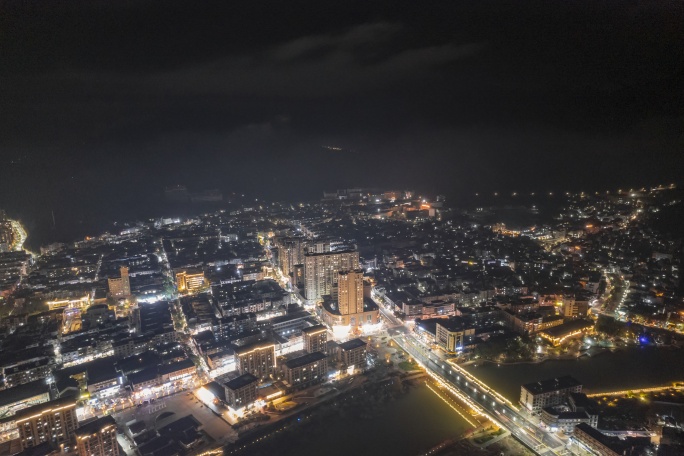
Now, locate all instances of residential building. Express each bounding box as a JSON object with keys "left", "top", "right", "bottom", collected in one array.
[
  {"left": 337, "top": 270, "right": 364, "bottom": 315},
  {"left": 234, "top": 341, "right": 276, "bottom": 379},
  {"left": 304, "top": 249, "right": 359, "bottom": 302},
  {"left": 75, "top": 415, "right": 119, "bottom": 456},
  {"left": 282, "top": 352, "right": 327, "bottom": 388},
  {"left": 336, "top": 338, "right": 367, "bottom": 370},
  {"left": 302, "top": 325, "right": 327, "bottom": 354},
  {"left": 224, "top": 373, "right": 258, "bottom": 411},
  {"left": 15, "top": 397, "right": 78, "bottom": 451},
  {"left": 108, "top": 266, "right": 130, "bottom": 298}
]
